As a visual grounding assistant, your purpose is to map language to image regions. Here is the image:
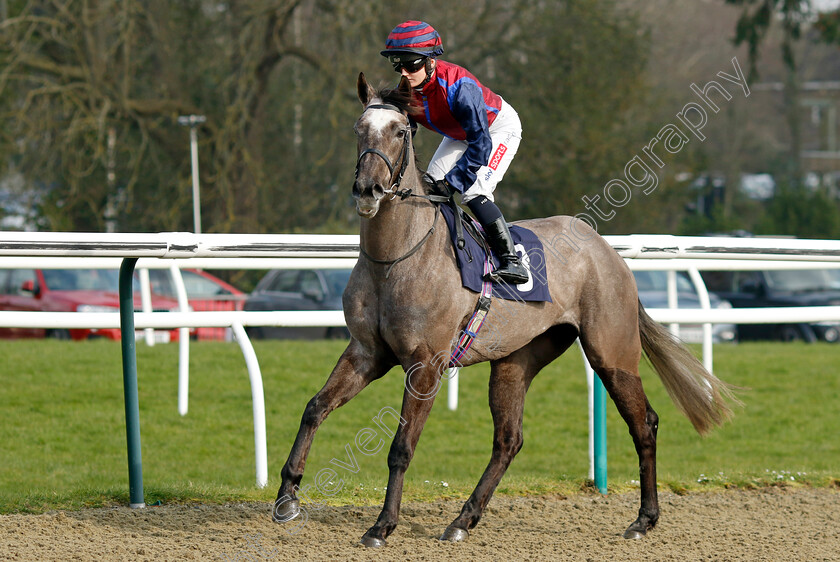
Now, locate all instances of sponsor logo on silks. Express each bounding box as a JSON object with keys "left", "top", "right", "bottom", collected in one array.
[{"left": 489, "top": 144, "right": 508, "bottom": 170}]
